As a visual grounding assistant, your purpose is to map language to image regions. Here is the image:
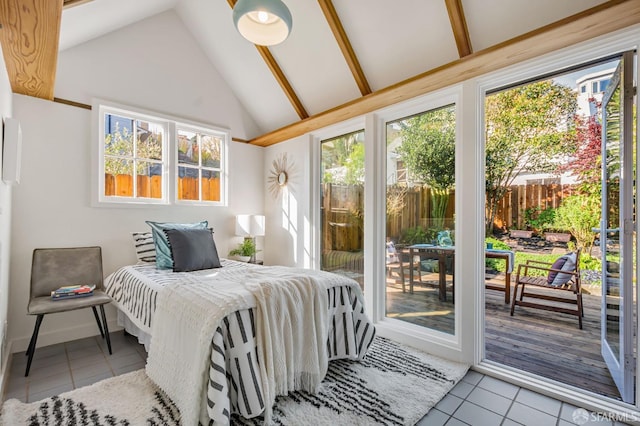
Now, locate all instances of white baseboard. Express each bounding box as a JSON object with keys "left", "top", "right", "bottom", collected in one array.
[
  {"left": 0, "top": 339, "right": 13, "bottom": 401},
  {"left": 10, "top": 319, "right": 122, "bottom": 353}
]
